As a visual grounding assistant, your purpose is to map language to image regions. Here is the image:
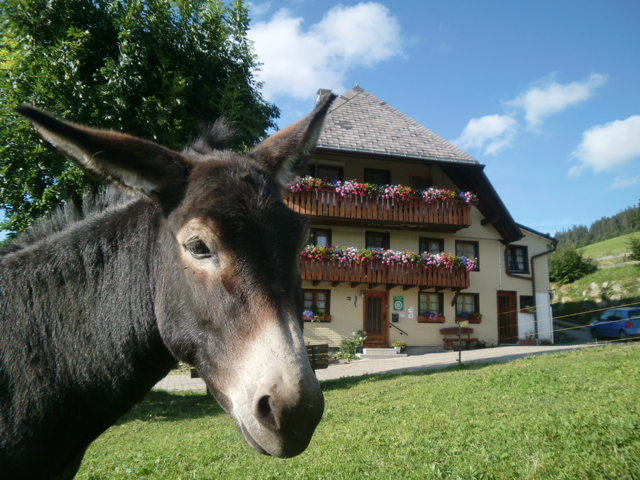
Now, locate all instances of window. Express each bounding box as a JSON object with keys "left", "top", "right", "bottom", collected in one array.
[
  {"left": 419, "top": 237, "right": 444, "bottom": 255},
  {"left": 308, "top": 164, "right": 343, "bottom": 181},
  {"left": 455, "top": 241, "right": 479, "bottom": 270},
  {"left": 419, "top": 292, "right": 443, "bottom": 316},
  {"left": 364, "top": 168, "right": 391, "bottom": 185},
  {"left": 411, "top": 174, "right": 433, "bottom": 190},
  {"left": 309, "top": 229, "right": 331, "bottom": 247},
  {"left": 520, "top": 295, "right": 534, "bottom": 309},
  {"left": 303, "top": 290, "right": 330, "bottom": 314},
  {"left": 366, "top": 231, "right": 390, "bottom": 250},
  {"left": 456, "top": 293, "right": 479, "bottom": 316},
  {"left": 507, "top": 245, "right": 529, "bottom": 273}
]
